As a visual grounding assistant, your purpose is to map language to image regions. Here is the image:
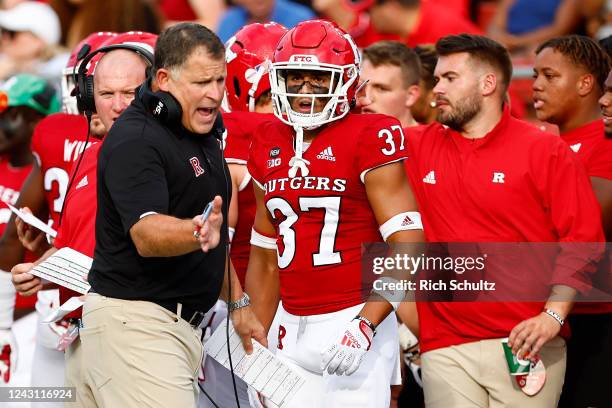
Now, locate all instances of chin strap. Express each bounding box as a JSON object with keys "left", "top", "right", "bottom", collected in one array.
[{"left": 288, "top": 126, "right": 310, "bottom": 178}]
